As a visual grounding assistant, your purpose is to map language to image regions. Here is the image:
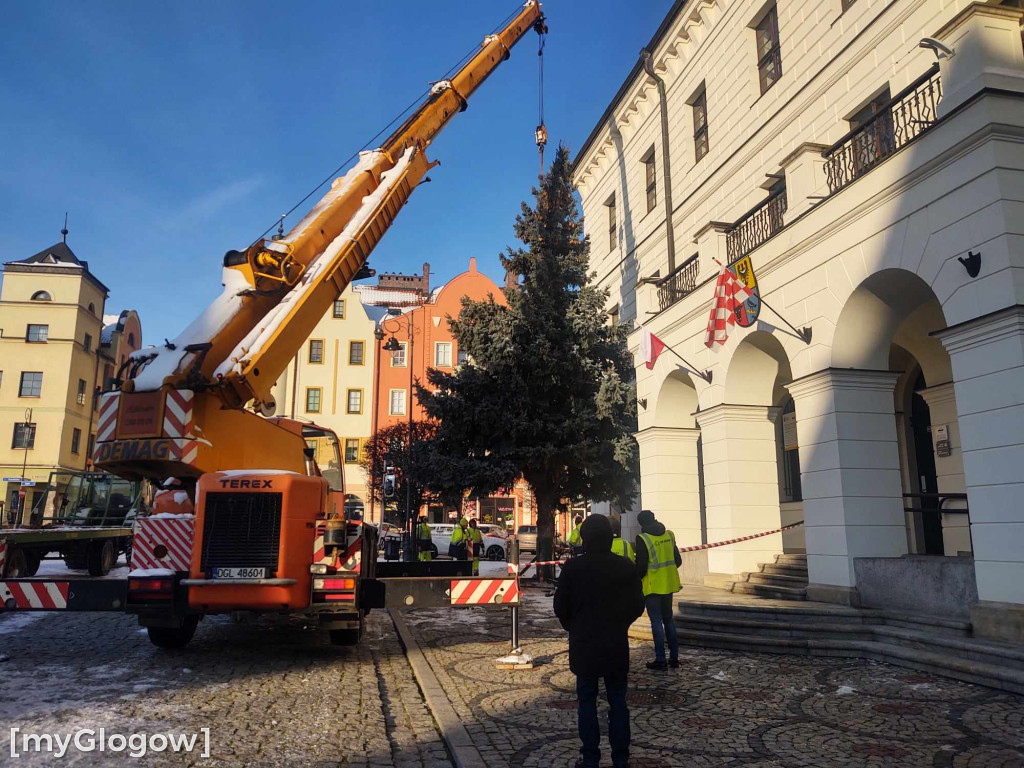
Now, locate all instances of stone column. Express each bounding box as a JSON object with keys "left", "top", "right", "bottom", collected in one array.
[
  {"left": 692, "top": 221, "right": 731, "bottom": 285},
  {"left": 917, "top": 383, "right": 970, "bottom": 556},
  {"left": 936, "top": 306, "right": 1024, "bottom": 641},
  {"left": 780, "top": 143, "right": 830, "bottom": 223},
  {"left": 786, "top": 369, "right": 907, "bottom": 605},
  {"left": 935, "top": 3, "right": 1024, "bottom": 118},
  {"left": 694, "top": 405, "right": 782, "bottom": 576},
  {"left": 634, "top": 426, "right": 702, "bottom": 547}
]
